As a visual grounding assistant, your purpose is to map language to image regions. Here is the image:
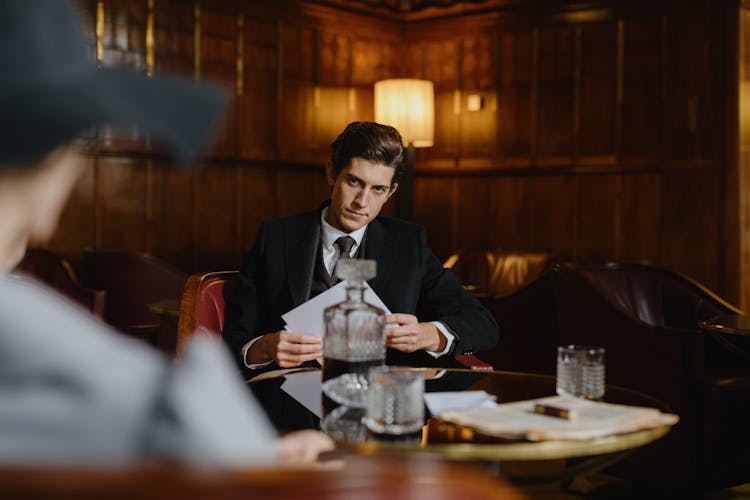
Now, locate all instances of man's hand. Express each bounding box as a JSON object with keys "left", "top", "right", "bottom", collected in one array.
[
  {"left": 249, "top": 331, "right": 322, "bottom": 367},
  {"left": 384, "top": 313, "right": 446, "bottom": 353},
  {"left": 276, "top": 430, "right": 342, "bottom": 468}
]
